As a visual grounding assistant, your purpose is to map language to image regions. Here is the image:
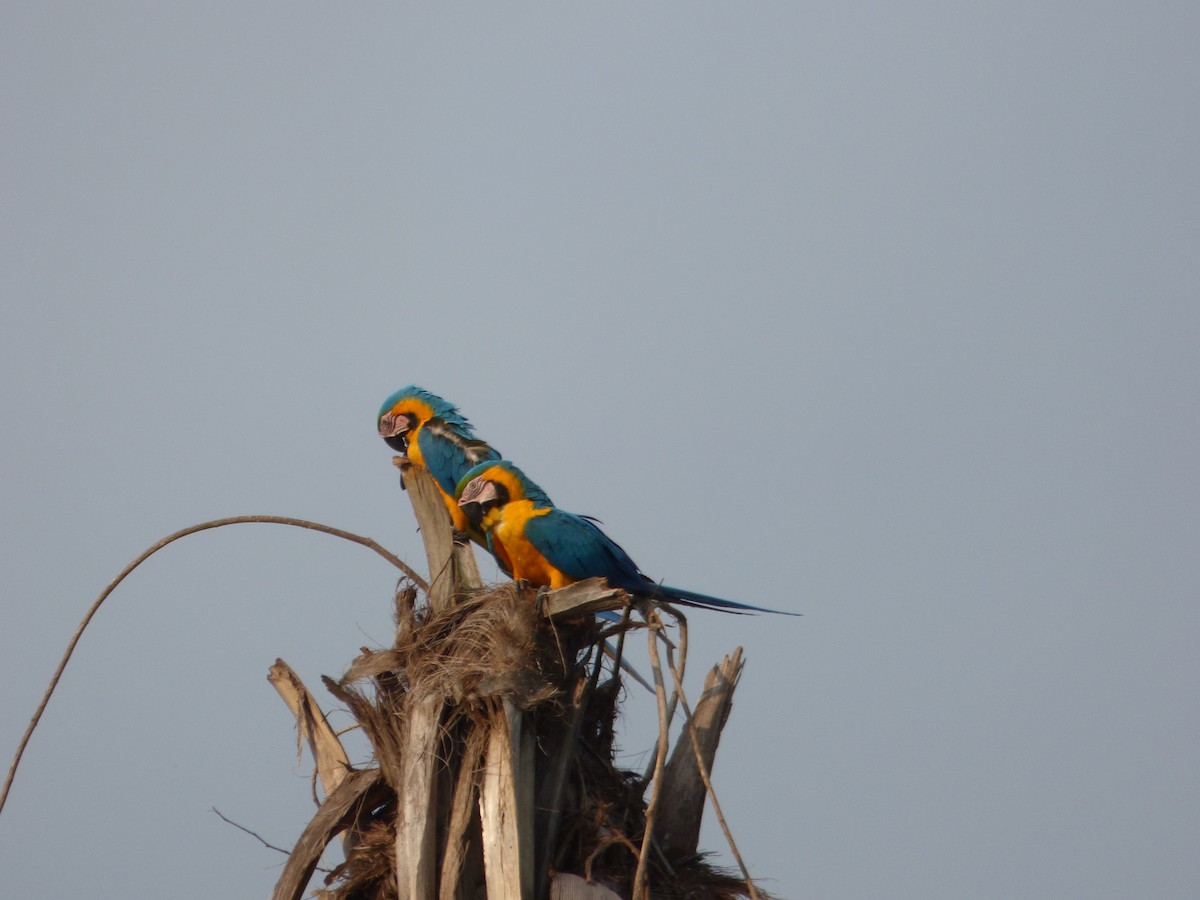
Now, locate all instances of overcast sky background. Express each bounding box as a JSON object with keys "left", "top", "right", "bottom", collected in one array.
[{"left": 2, "top": 4, "right": 1198, "bottom": 898}]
